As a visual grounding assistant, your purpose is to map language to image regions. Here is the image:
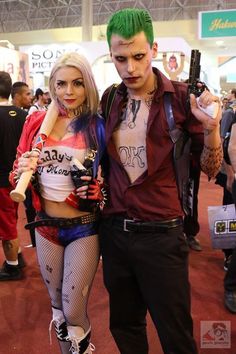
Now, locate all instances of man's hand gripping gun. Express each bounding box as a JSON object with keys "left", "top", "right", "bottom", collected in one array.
[{"left": 188, "top": 49, "right": 218, "bottom": 119}]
